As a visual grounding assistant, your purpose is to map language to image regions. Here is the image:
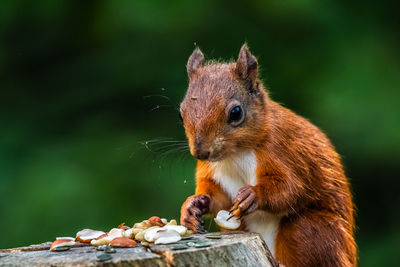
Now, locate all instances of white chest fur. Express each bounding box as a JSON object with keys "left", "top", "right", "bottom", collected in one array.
[{"left": 211, "top": 150, "right": 281, "bottom": 255}]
